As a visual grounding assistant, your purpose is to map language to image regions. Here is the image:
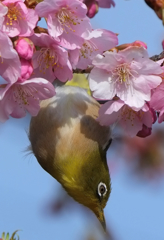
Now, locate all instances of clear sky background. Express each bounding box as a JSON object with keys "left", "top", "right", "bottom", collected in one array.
[{"left": 1, "top": 0, "right": 164, "bottom": 240}]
